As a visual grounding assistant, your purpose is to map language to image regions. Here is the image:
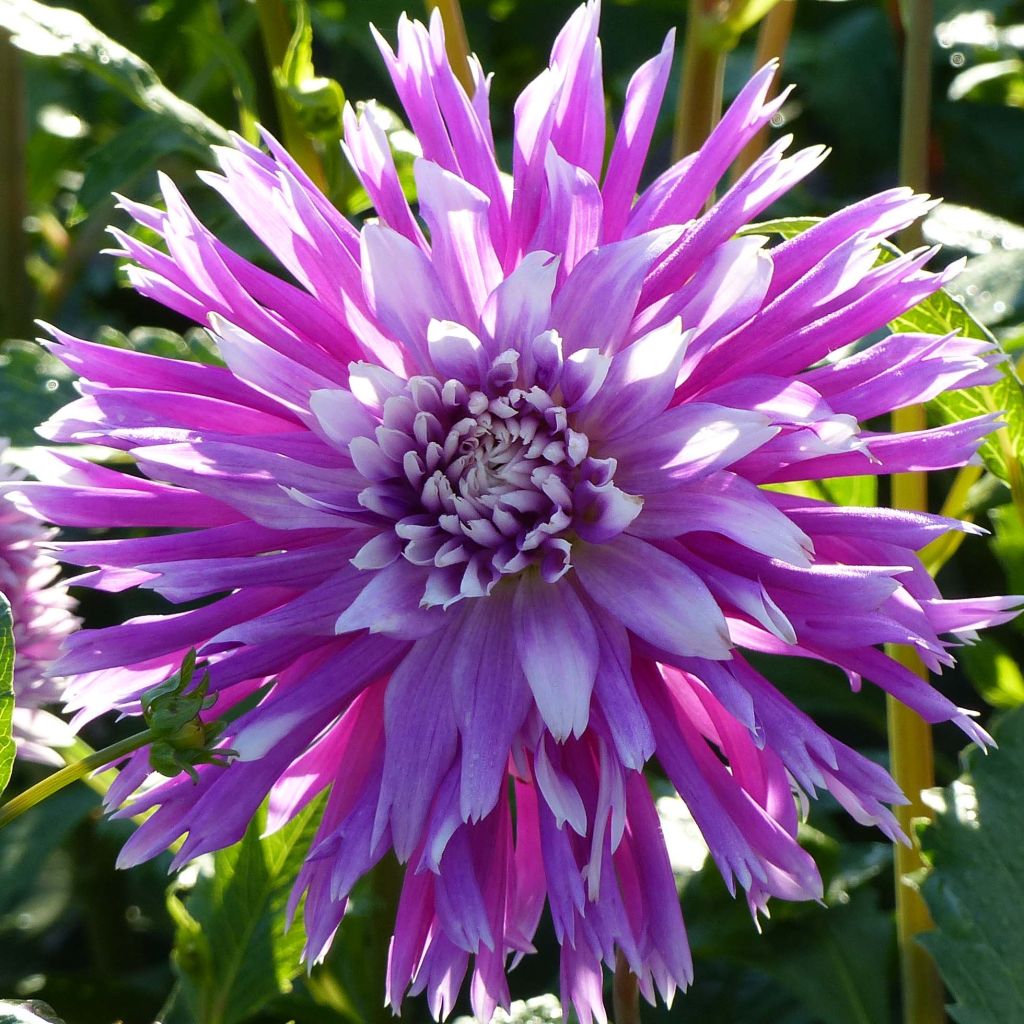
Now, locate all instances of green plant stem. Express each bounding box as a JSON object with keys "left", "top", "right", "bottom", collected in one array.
[
  {"left": 60, "top": 735, "right": 126, "bottom": 798},
  {"left": 0, "top": 729, "right": 153, "bottom": 829},
  {"left": 425, "top": 0, "right": 474, "bottom": 95},
  {"left": 0, "top": 30, "right": 30, "bottom": 341},
  {"left": 889, "top": 0, "right": 945, "bottom": 1016},
  {"left": 888, "top": 413, "right": 946, "bottom": 1024},
  {"left": 673, "top": 0, "right": 727, "bottom": 163},
  {"left": 254, "top": 0, "right": 328, "bottom": 192},
  {"left": 730, "top": 0, "right": 795, "bottom": 181},
  {"left": 612, "top": 949, "right": 640, "bottom": 1024}
]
